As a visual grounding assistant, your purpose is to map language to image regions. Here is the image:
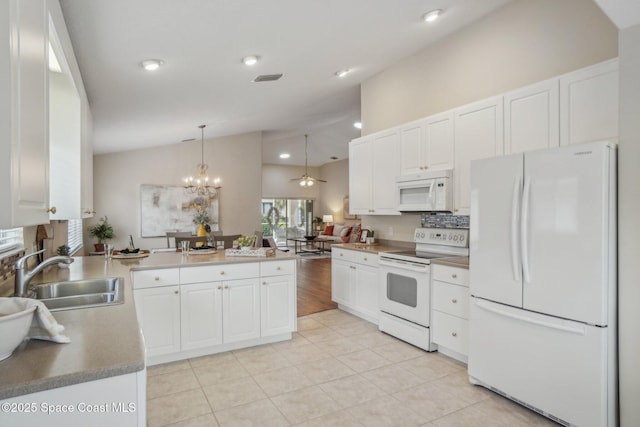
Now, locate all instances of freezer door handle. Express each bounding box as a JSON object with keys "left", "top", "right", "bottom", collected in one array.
[
  {"left": 510, "top": 177, "right": 521, "bottom": 281},
  {"left": 521, "top": 176, "right": 532, "bottom": 284},
  {"left": 474, "top": 299, "right": 586, "bottom": 335}
]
